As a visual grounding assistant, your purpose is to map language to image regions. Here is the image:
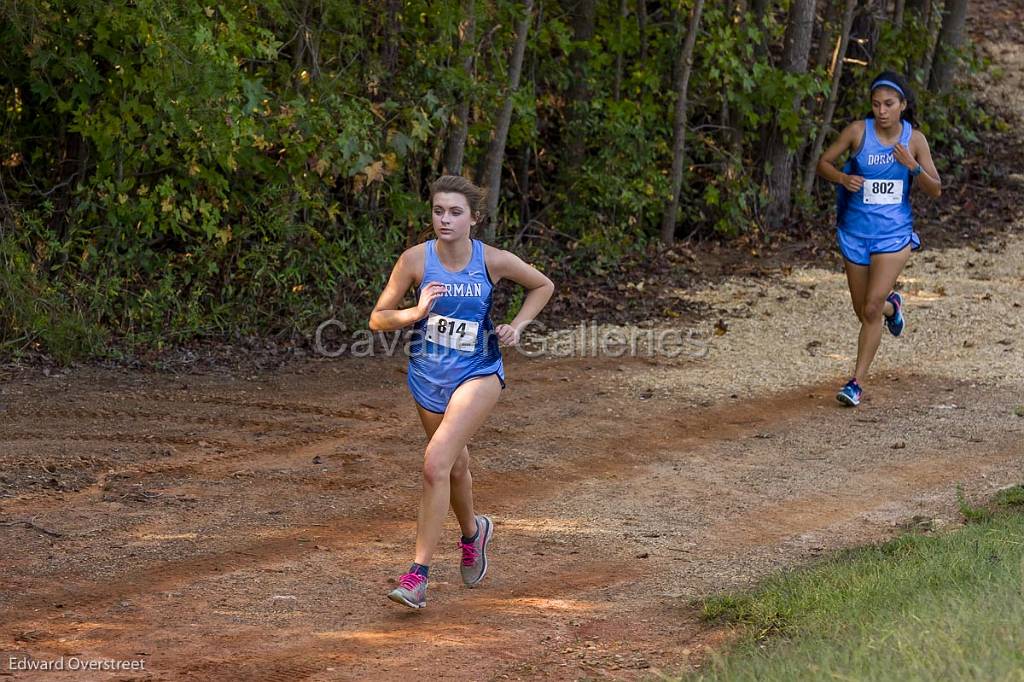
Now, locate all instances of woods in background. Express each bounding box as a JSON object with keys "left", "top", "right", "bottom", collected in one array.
[{"left": 0, "top": 0, "right": 979, "bottom": 358}]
